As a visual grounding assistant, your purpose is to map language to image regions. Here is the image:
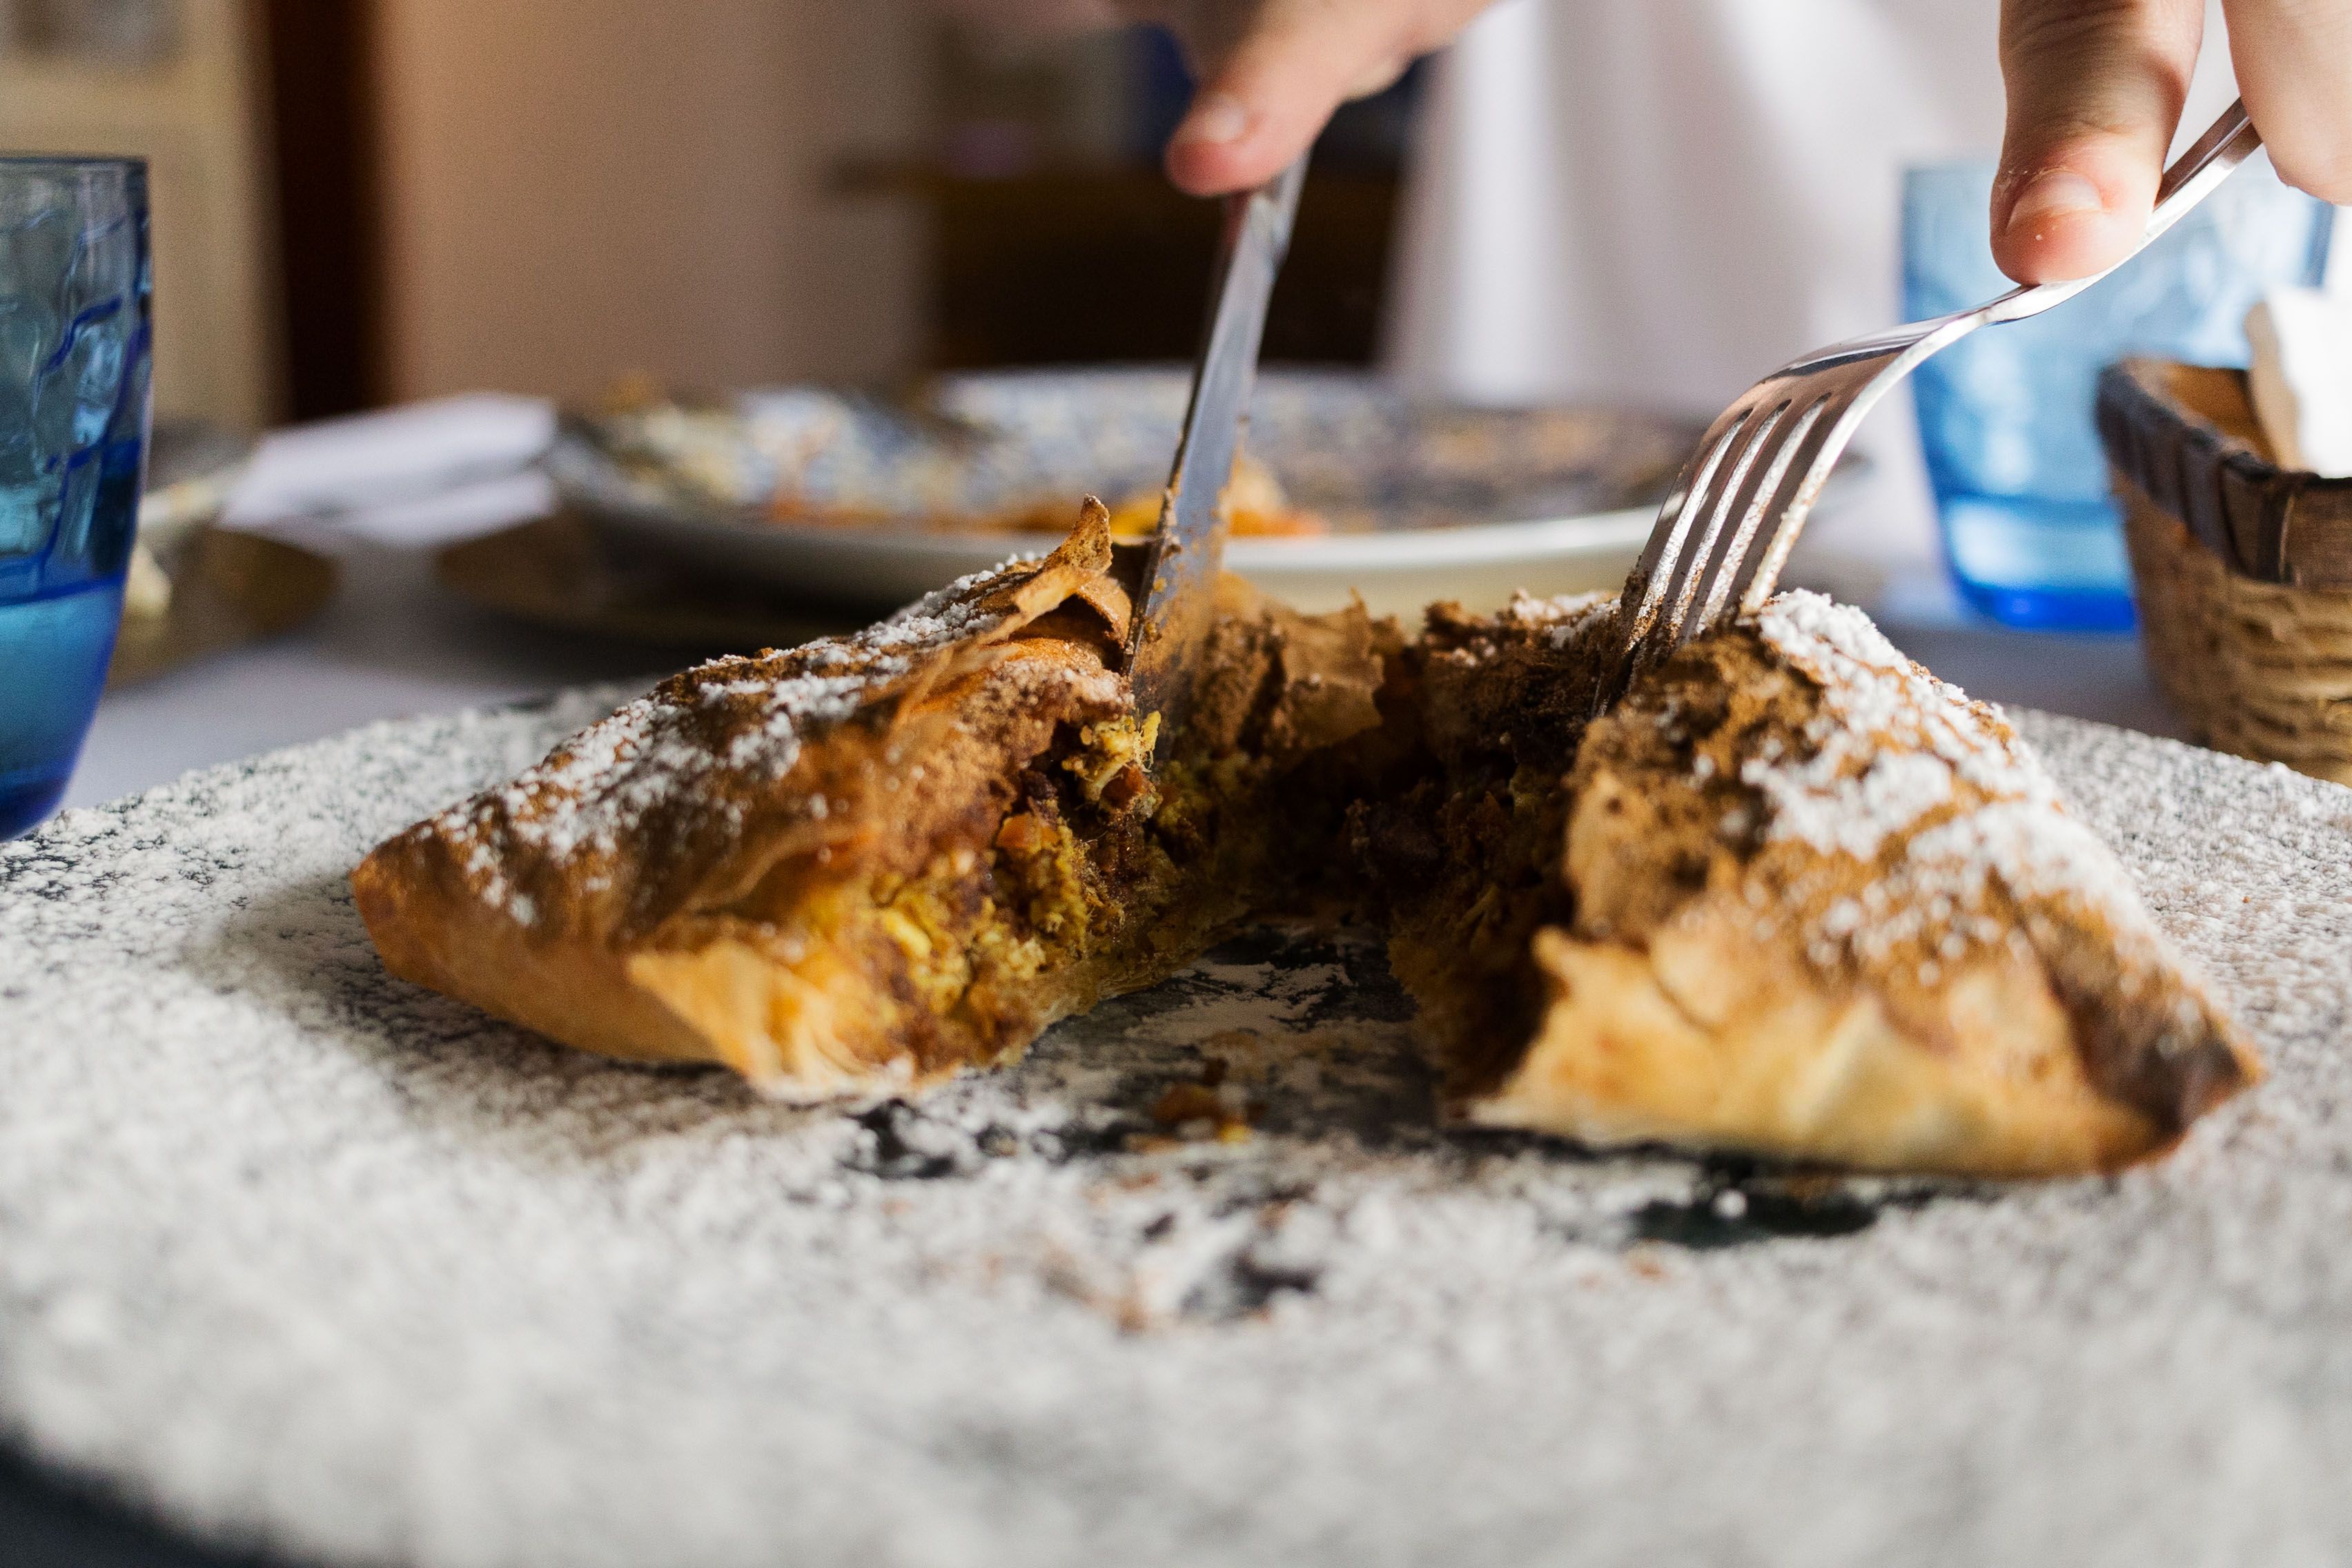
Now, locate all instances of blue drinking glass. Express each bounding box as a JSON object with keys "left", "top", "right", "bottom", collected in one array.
[
  {"left": 0, "top": 156, "right": 153, "bottom": 839},
  {"left": 1903, "top": 157, "right": 2332, "bottom": 631}
]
